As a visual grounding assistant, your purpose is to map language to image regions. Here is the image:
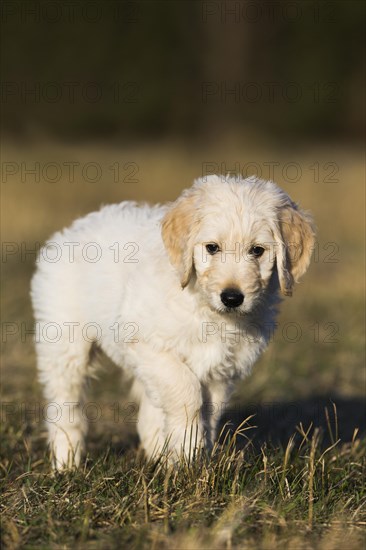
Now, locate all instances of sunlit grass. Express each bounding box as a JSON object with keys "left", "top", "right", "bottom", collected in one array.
[{"left": 1, "top": 417, "right": 365, "bottom": 549}]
